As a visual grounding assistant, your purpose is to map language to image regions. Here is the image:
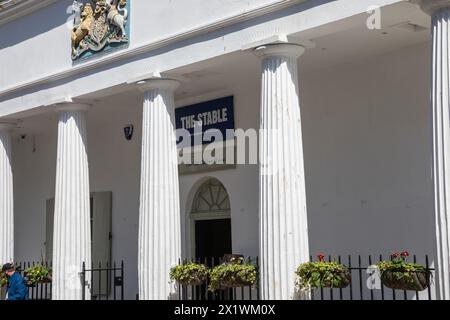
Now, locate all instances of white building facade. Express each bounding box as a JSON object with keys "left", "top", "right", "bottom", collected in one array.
[{"left": 1, "top": 0, "right": 450, "bottom": 300}]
